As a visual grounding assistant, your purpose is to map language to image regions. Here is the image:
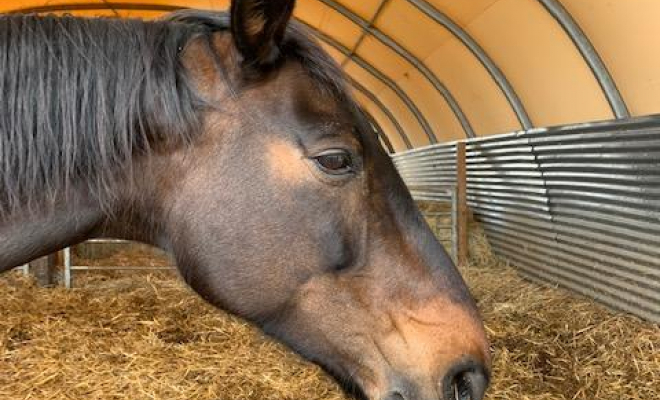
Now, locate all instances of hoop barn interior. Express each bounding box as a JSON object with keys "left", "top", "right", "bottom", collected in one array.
[
  {"left": 2, "top": 2, "right": 660, "bottom": 400},
  {"left": 5, "top": 0, "right": 660, "bottom": 150}
]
